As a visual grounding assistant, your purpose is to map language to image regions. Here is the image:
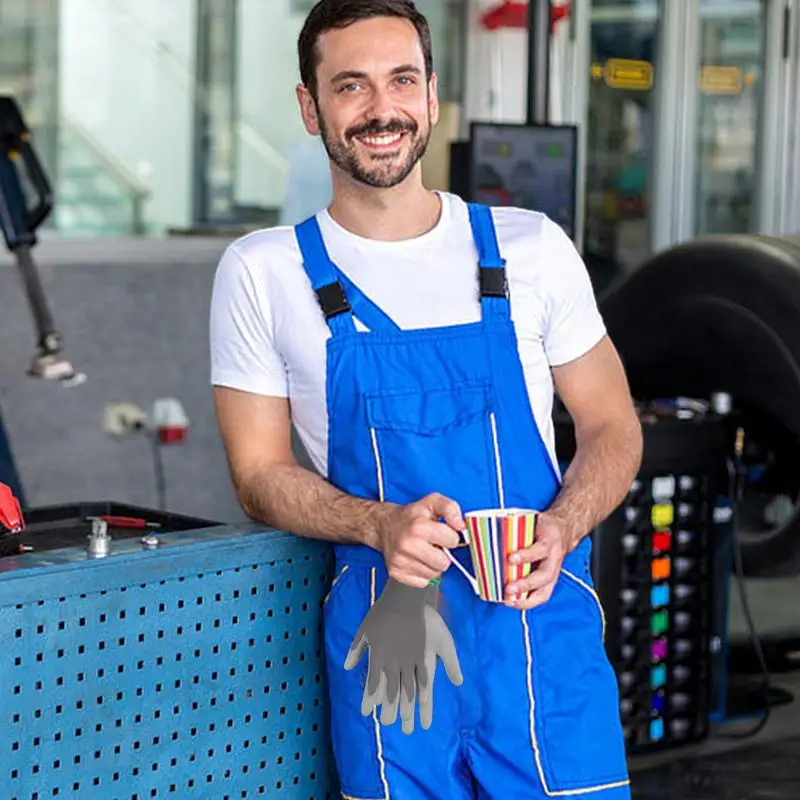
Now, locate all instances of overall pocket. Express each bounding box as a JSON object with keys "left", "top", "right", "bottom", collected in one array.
[
  {"left": 323, "top": 564, "right": 351, "bottom": 606},
  {"left": 323, "top": 564, "right": 391, "bottom": 800},
  {"left": 525, "top": 570, "right": 630, "bottom": 794},
  {"left": 365, "top": 382, "right": 502, "bottom": 510}
]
